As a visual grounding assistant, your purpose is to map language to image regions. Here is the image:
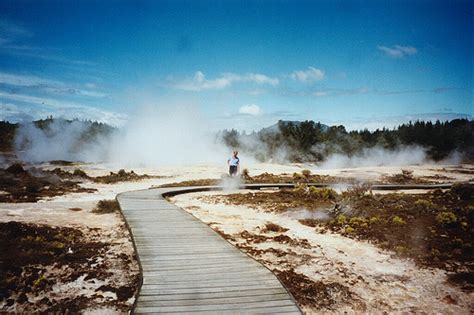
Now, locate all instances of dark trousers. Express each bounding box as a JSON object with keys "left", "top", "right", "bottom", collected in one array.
[{"left": 229, "top": 165, "right": 238, "bottom": 176}]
